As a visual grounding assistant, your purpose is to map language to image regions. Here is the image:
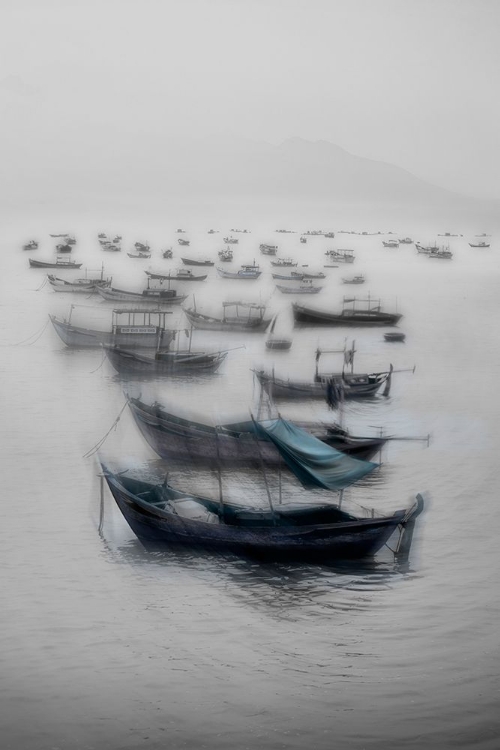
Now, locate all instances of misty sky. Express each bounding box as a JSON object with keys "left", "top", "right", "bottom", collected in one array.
[{"left": 1, "top": 0, "right": 499, "bottom": 200}]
